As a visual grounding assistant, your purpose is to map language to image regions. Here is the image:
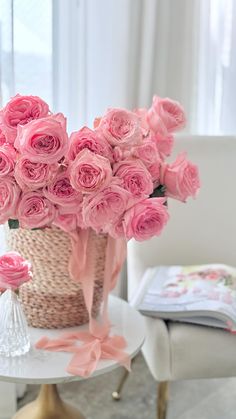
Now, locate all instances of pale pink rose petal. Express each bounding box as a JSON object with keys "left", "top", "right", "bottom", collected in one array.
[
  {"left": 150, "top": 133, "right": 174, "bottom": 158},
  {"left": 68, "top": 127, "right": 113, "bottom": 162},
  {"left": 14, "top": 113, "right": 69, "bottom": 164},
  {"left": 43, "top": 170, "right": 82, "bottom": 210},
  {"left": 0, "top": 177, "right": 21, "bottom": 223},
  {"left": 0, "top": 143, "right": 16, "bottom": 177},
  {"left": 161, "top": 152, "right": 200, "bottom": 202},
  {"left": 69, "top": 149, "right": 112, "bottom": 193},
  {"left": 148, "top": 96, "right": 186, "bottom": 133},
  {"left": 123, "top": 197, "right": 169, "bottom": 241},
  {"left": 98, "top": 108, "right": 142, "bottom": 147},
  {"left": 113, "top": 159, "right": 153, "bottom": 199},
  {"left": 17, "top": 191, "right": 56, "bottom": 229},
  {"left": 0, "top": 94, "right": 49, "bottom": 144},
  {"left": 53, "top": 213, "right": 77, "bottom": 233},
  {"left": 15, "top": 157, "right": 58, "bottom": 190},
  {"left": 0, "top": 251, "right": 32, "bottom": 290}
]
